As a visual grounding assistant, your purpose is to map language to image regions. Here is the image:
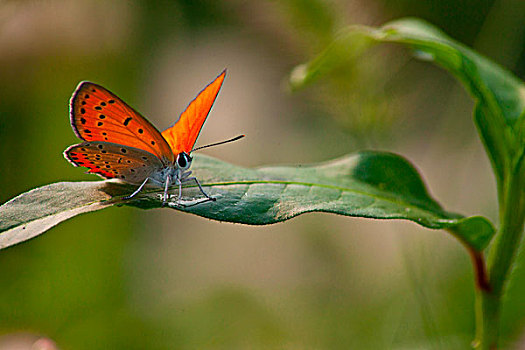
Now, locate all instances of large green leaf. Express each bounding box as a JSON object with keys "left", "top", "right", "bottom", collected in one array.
[
  {"left": 0, "top": 152, "right": 494, "bottom": 251},
  {"left": 289, "top": 18, "right": 525, "bottom": 205}
]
